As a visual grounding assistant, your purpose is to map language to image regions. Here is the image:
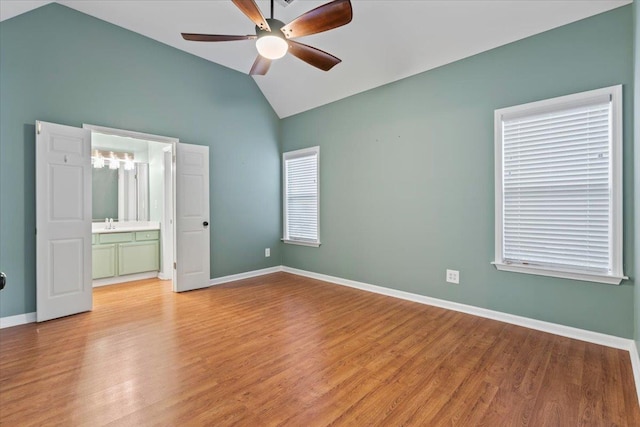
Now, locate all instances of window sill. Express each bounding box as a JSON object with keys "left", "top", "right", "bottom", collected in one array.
[
  {"left": 491, "top": 262, "right": 627, "bottom": 285},
  {"left": 282, "top": 239, "right": 320, "bottom": 248}
]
